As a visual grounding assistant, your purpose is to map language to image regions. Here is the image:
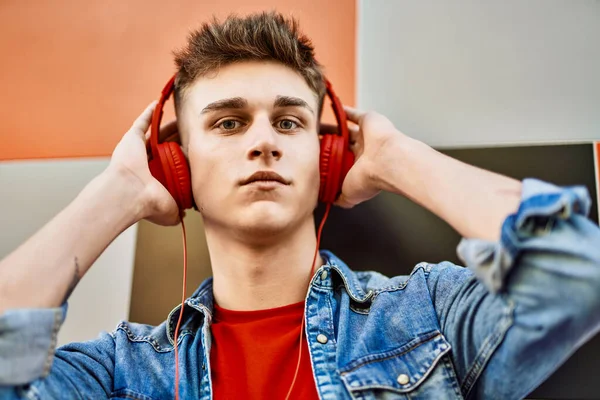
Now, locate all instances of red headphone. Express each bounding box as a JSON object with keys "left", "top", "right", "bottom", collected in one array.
[{"left": 148, "top": 75, "right": 355, "bottom": 209}]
